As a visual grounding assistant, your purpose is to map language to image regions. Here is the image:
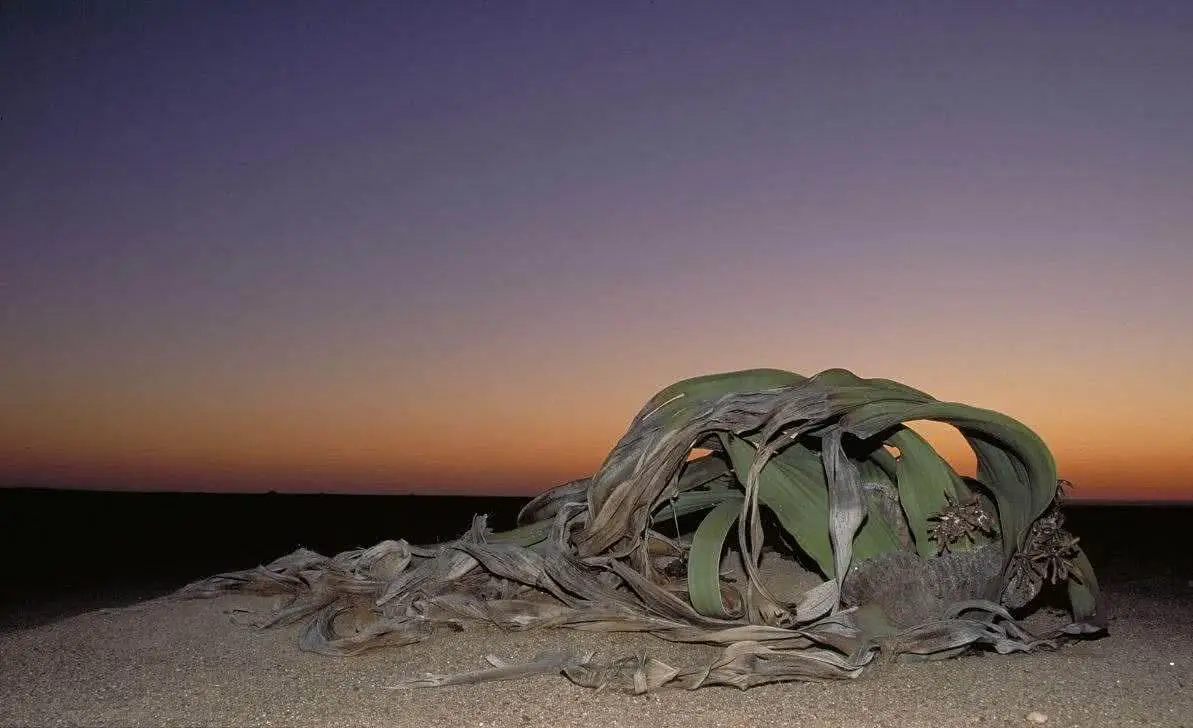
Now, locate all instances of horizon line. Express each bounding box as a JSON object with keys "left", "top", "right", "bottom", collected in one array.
[{"left": 2, "top": 483, "right": 1189, "bottom": 507}]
